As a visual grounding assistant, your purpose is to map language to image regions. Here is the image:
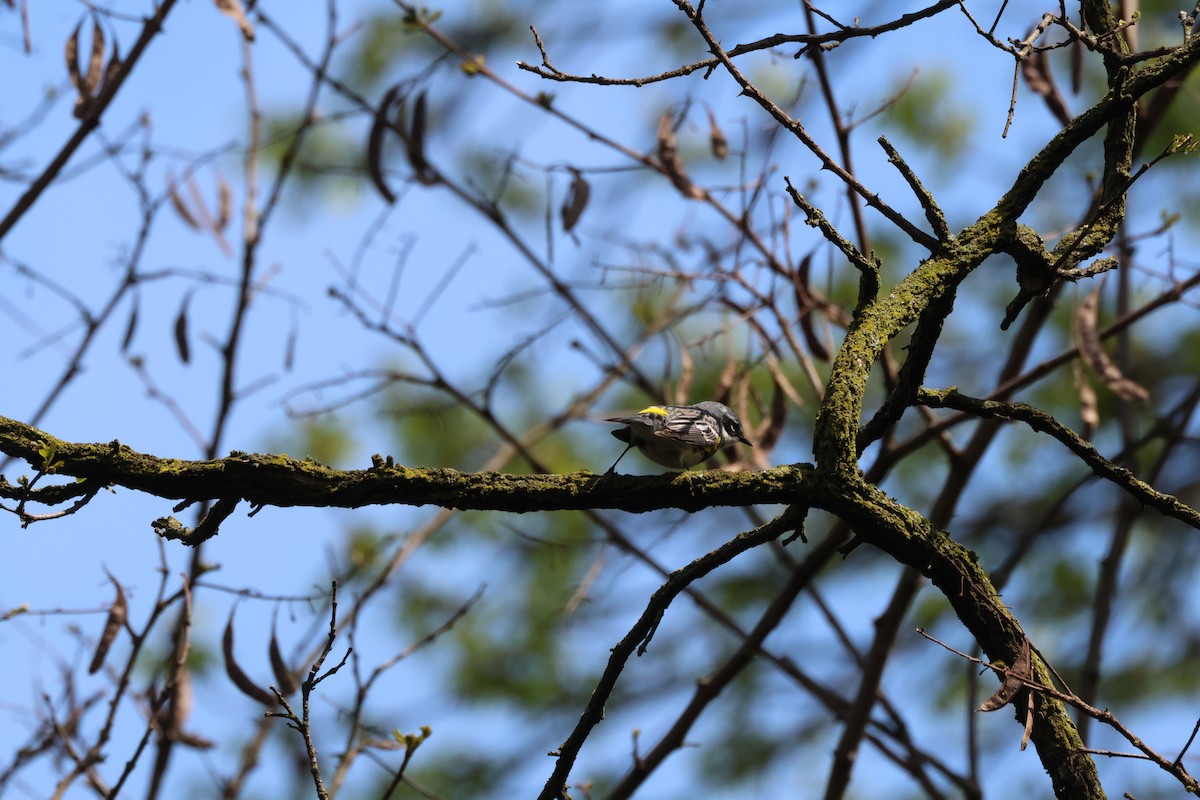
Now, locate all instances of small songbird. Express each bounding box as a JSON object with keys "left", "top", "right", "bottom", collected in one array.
[{"left": 605, "top": 401, "right": 752, "bottom": 474}]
